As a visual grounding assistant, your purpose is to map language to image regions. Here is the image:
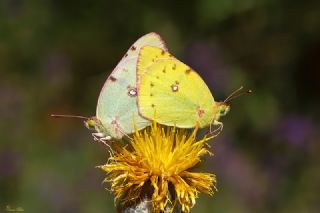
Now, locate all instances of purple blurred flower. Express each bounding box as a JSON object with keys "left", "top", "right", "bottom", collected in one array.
[
  {"left": 0, "top": 82, "right": 22, "bottom": 120},
  {"left": 39, "top": 172, "right": 81, "bottom": 213},
  {"left": 42, "top": 53, "right": 72, "bottom": 87},
  {"left": 208, "top": 134, "right": 267, "bottom": 209},
  {"left": 184, "top": 42, "right": 228, "bottom": 93},
  {"left": 277, "top": 115, "right": 314, "bottom": 147},
  {"left": 0, "top": 149, "right": 21, "bottom": 178}
]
